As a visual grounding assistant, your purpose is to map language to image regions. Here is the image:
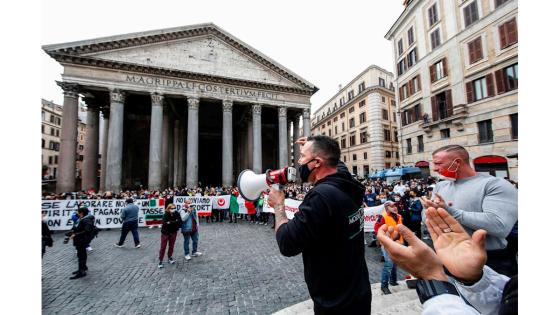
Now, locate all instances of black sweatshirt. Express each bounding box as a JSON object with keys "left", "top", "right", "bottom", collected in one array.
[{"left": 276, "top": 161, "right": 371, "bottom": 313}]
